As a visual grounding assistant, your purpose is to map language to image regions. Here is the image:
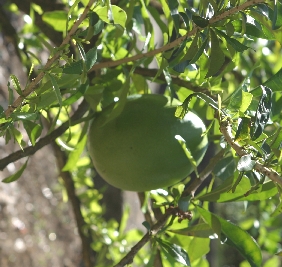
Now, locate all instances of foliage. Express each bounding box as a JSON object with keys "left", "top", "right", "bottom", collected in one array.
[{"left": 1, "top": 0, "right": 282, "bottom": 266}]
